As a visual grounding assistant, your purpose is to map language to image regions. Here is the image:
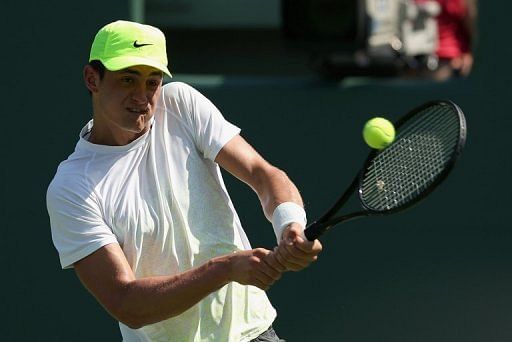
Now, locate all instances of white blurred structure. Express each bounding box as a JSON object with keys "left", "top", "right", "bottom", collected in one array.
[{"left": 365, "top": 0, "right": 440, "bottom": 62}]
